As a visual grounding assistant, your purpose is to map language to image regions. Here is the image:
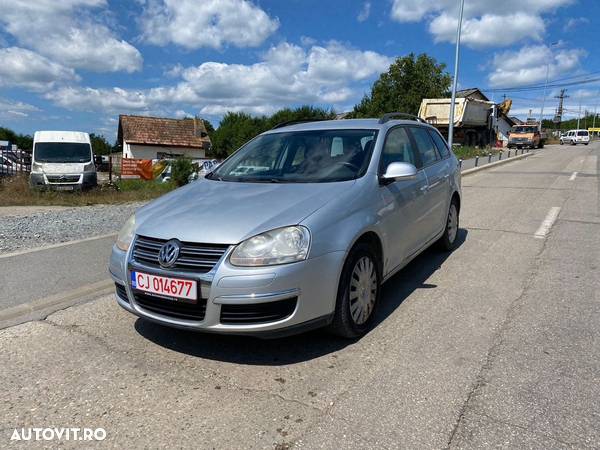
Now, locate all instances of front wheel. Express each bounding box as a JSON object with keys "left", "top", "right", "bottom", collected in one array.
[
  {"left": 329, "top": 244, "right": 381, "bottom": 338},
  {"left": 438, "top": 199, "right": 460, "bottom": 251}
]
